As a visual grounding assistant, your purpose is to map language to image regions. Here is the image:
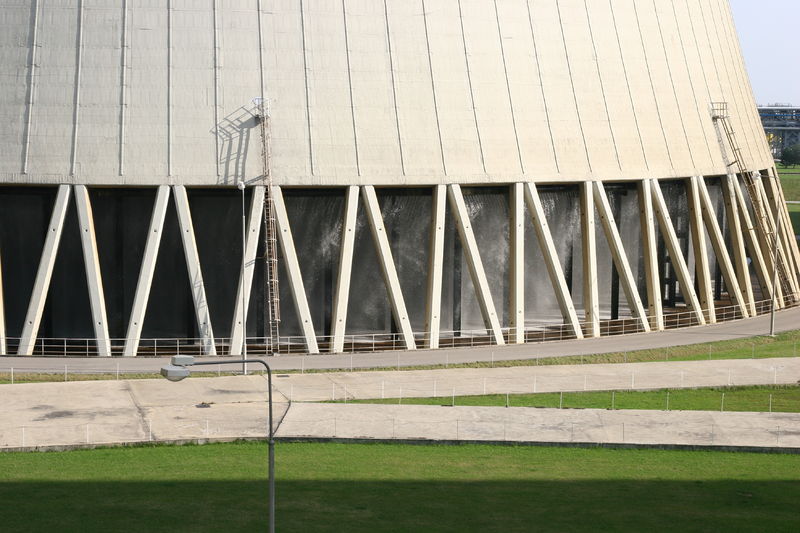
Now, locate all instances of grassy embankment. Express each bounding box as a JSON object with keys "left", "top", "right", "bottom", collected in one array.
[{"left": 1, "top": 442, "right": 799, "bottom": 532}]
